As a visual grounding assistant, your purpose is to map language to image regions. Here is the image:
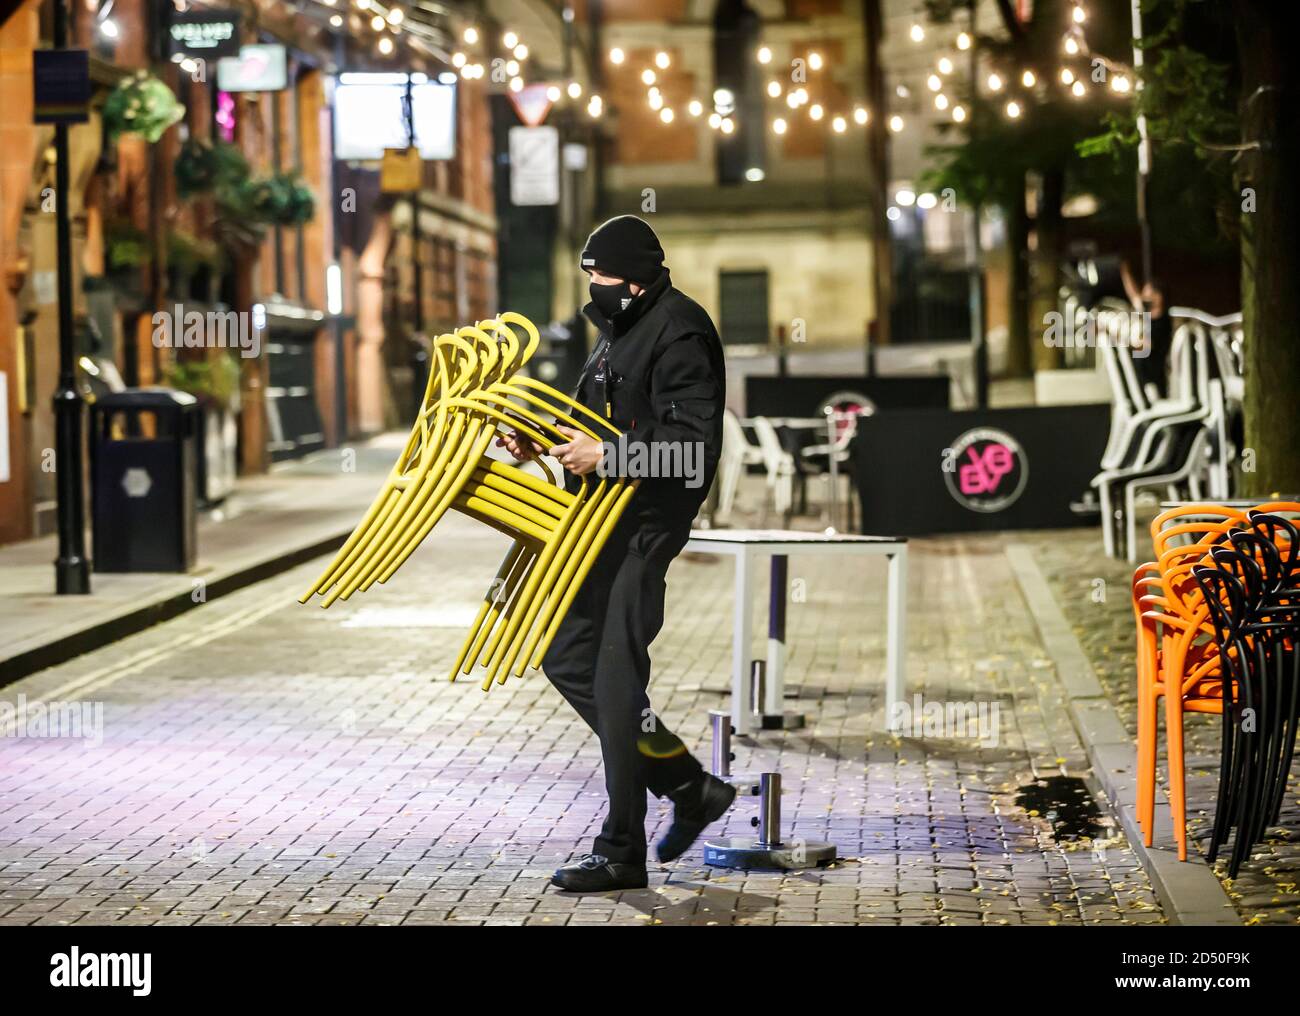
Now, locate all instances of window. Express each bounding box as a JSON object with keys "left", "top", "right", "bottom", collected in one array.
[
  {"left": 719, "top": 270, "right": 770, "bottom": 346},
  {"left": 713, "top": 0, "right": 765, "bottom": 186}
]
